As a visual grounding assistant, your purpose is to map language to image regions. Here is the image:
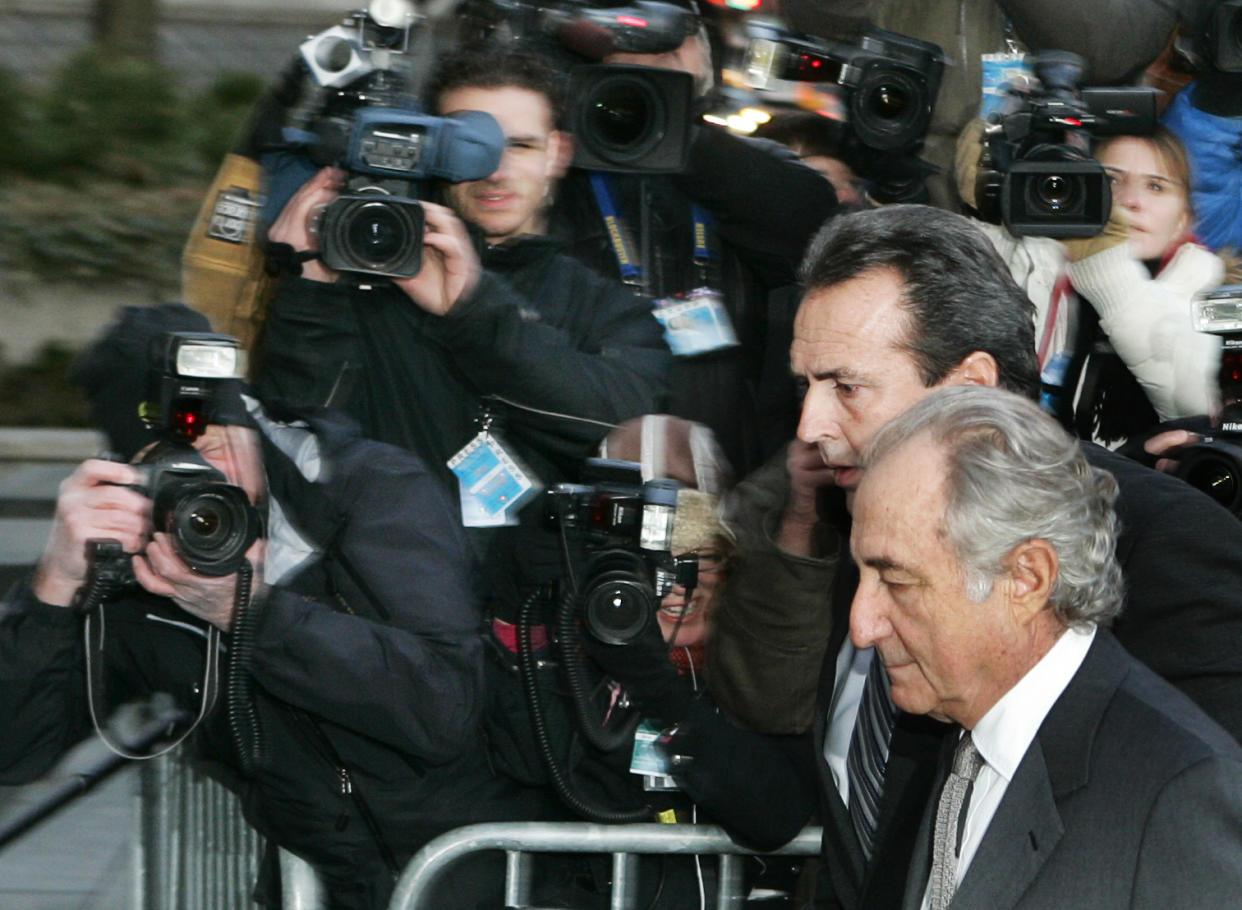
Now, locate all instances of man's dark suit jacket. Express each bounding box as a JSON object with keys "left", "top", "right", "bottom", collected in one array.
[
  {"left": 678, "top": 442, "right": 1242, "bottom": 910},
  {"left": 899, "top": 631, "right": 1242, "bottom": 909}
]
